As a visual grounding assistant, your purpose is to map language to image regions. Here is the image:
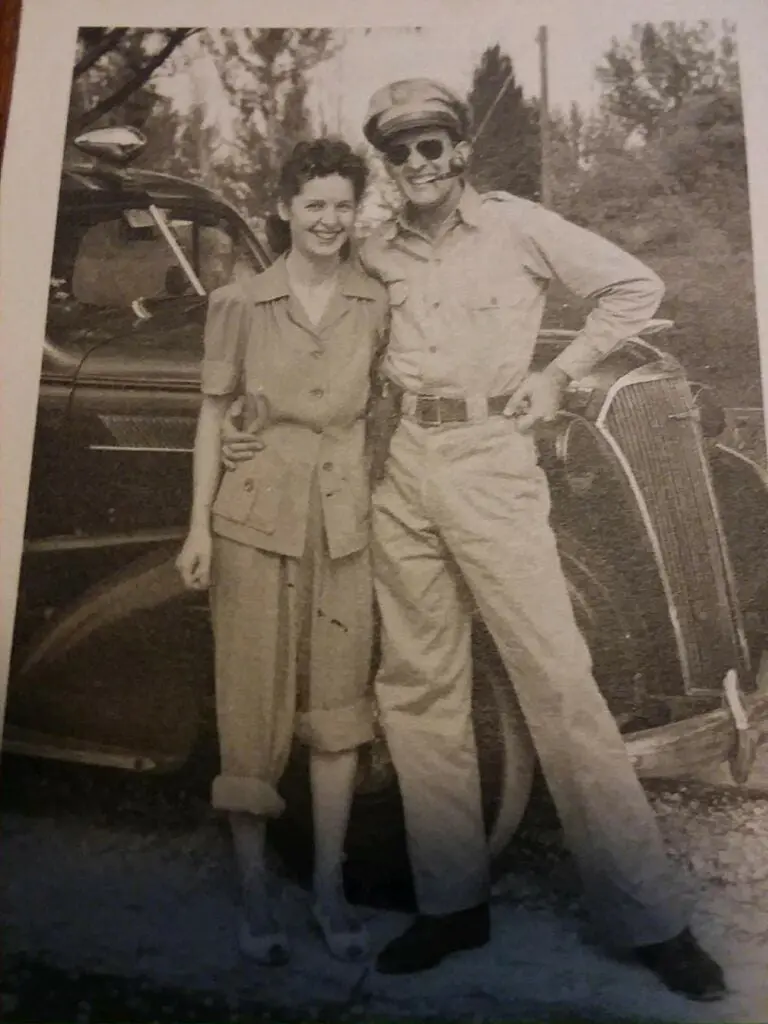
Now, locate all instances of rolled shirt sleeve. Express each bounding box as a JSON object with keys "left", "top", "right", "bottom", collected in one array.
[
  {"left": 200, "top": 284, "right": 252, "bottom": 396},
  {"left": 518, "top": 205, "right": 665, "bottom": 381}
]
